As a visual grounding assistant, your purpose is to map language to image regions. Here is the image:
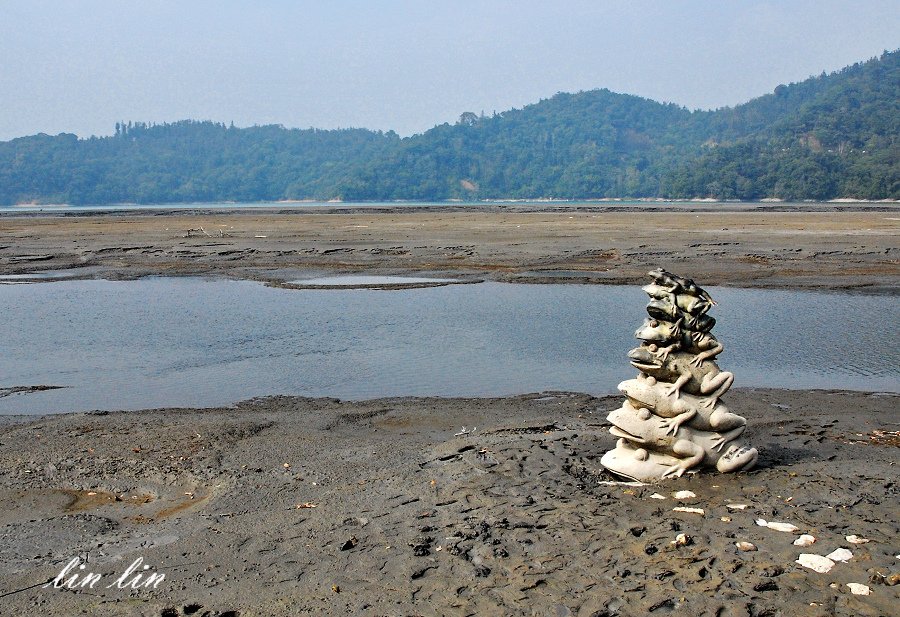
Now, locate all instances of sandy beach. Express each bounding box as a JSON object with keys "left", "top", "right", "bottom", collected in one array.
[{"left": 0, "top": 204, "right": 898, "bottom": 615}]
